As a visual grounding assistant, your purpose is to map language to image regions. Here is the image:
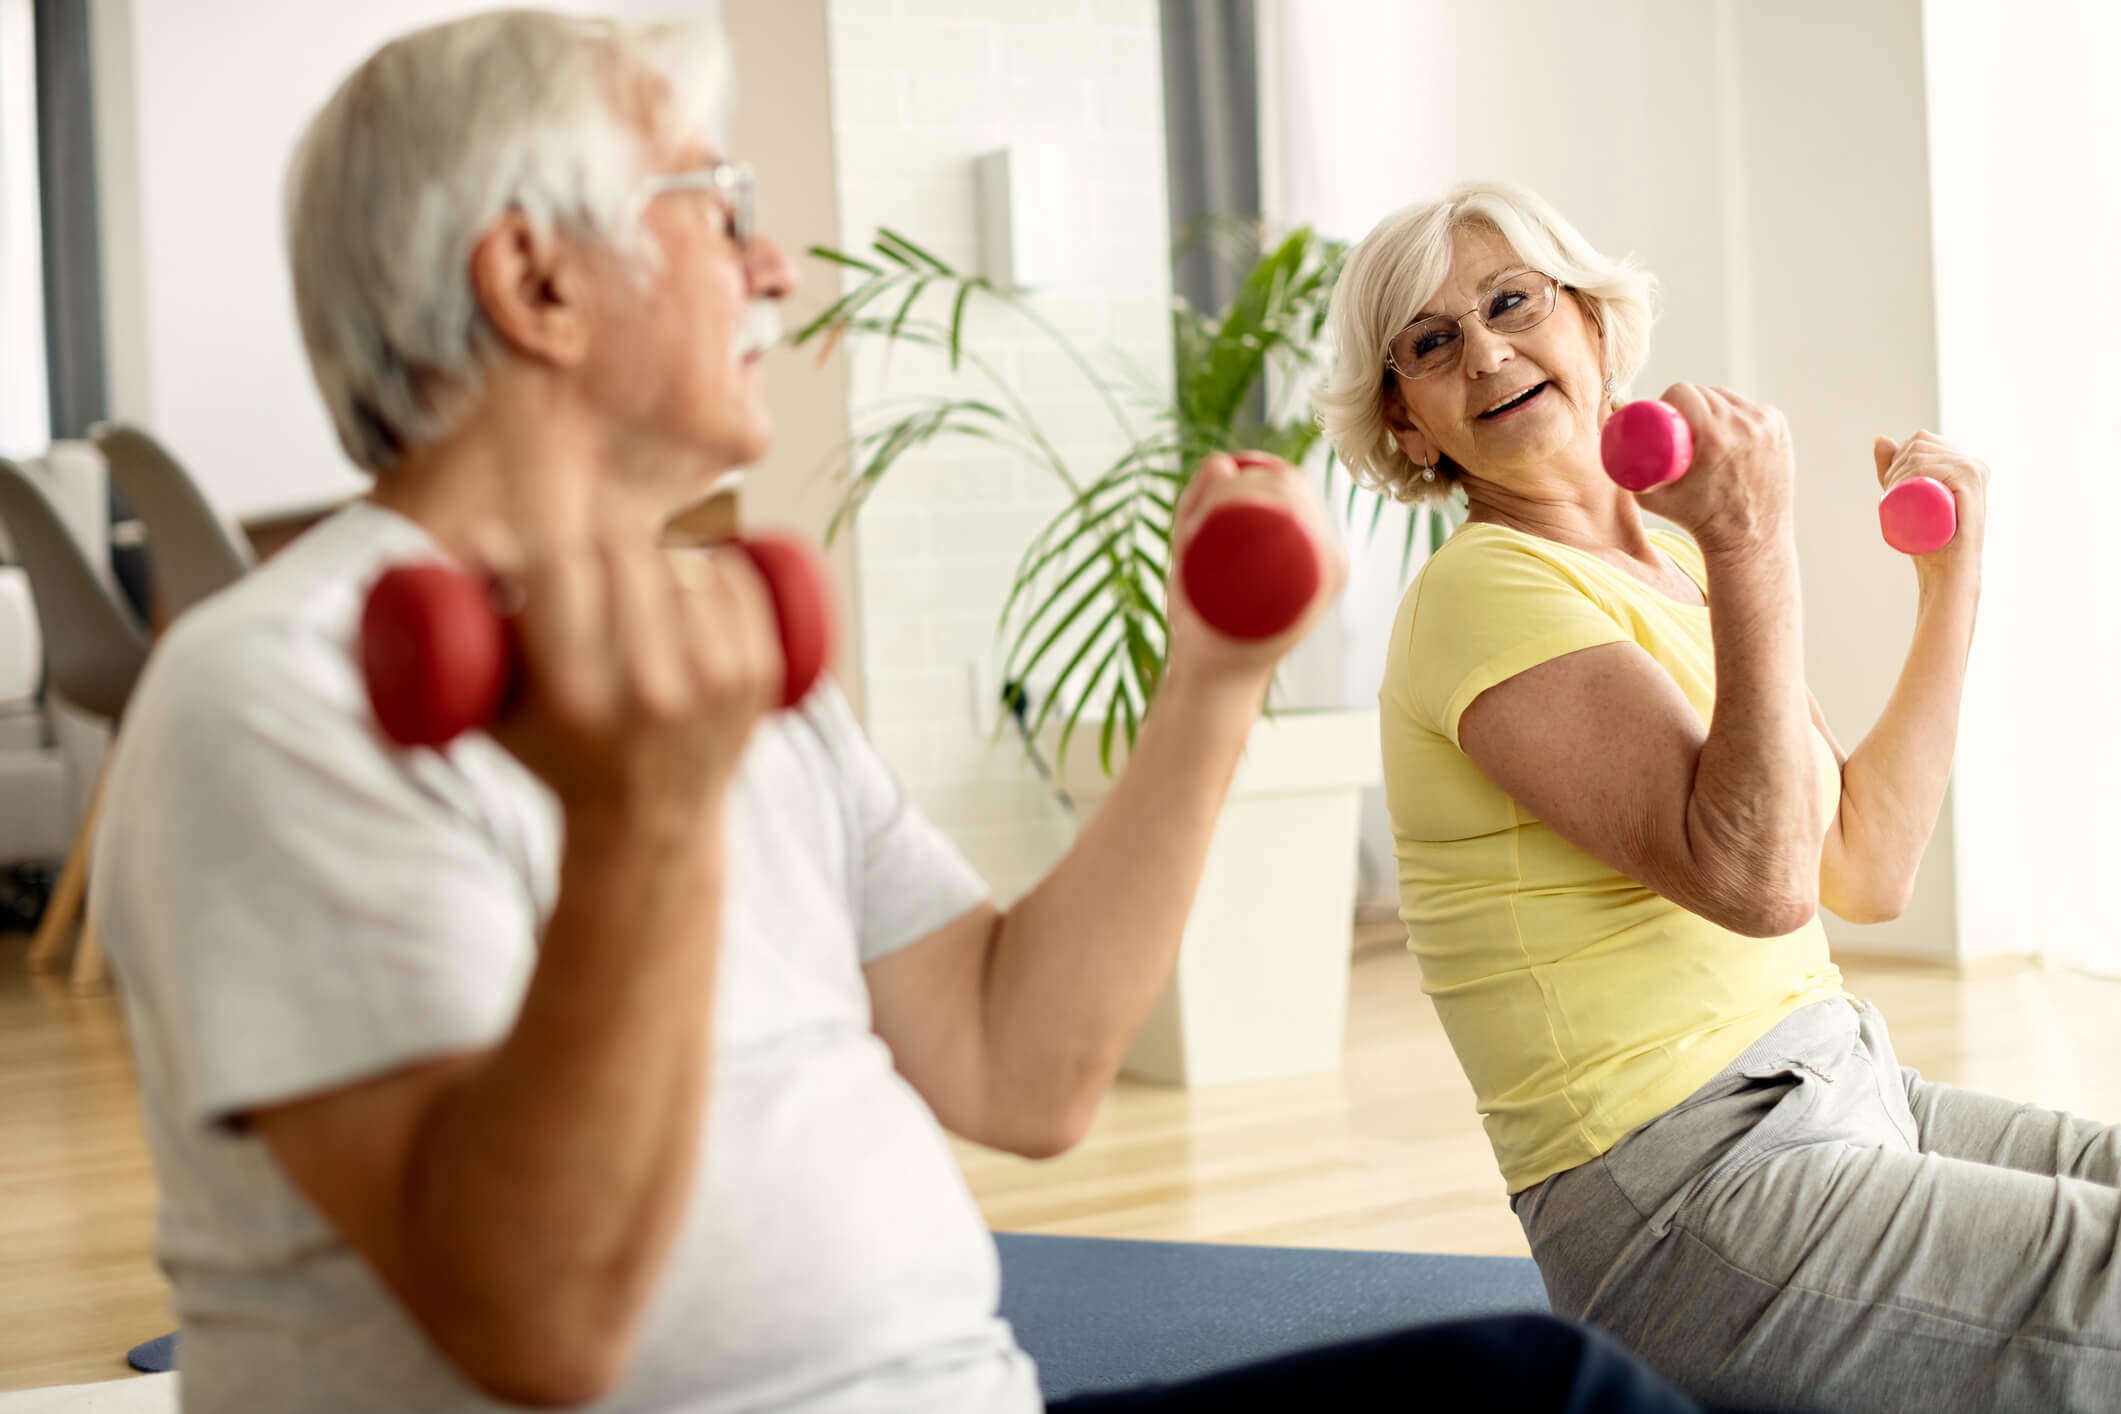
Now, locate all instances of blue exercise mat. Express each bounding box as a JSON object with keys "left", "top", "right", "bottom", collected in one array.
[
  {"left": 125, "top": 1236, "right": 1549, "bottom": 1399},
  {"left": 996, "top": 1232, "right": 1549, "bottom": 1401},
  {"left": 126, "top": 1331, "right": 175, "bottom": 1373}
]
